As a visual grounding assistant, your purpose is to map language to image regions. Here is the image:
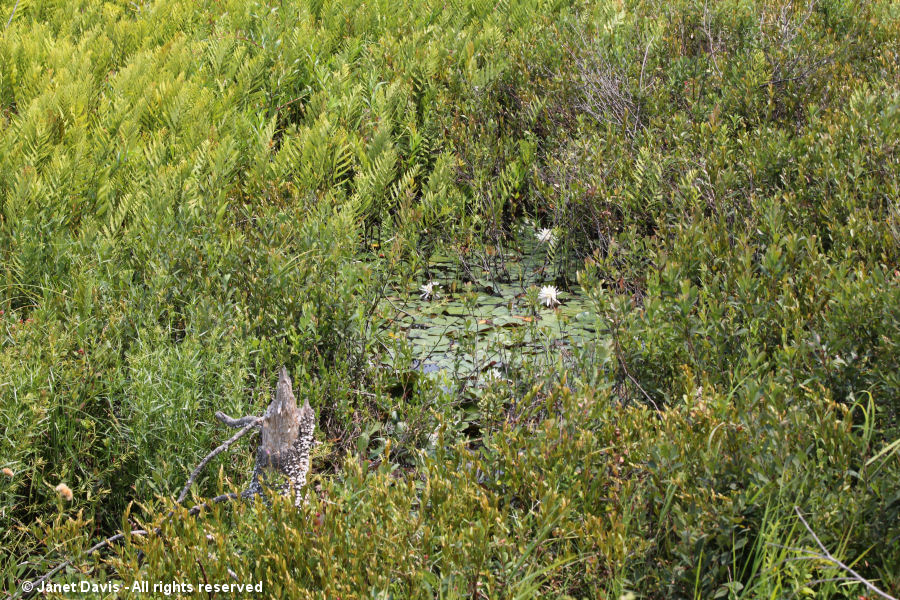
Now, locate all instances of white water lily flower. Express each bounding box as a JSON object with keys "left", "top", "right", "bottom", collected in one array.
[
  {"left": 484, "top": 367, "right": 503, "bottom": 381},
  {"left": 420, "top": 281, "right": 438, "bottom": 300},
  {"left": 535, "top": 227, "right": 555, "bottom": 245},
  {"left": 538, "top": 285, "right": 560, "bottom": 307}
]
